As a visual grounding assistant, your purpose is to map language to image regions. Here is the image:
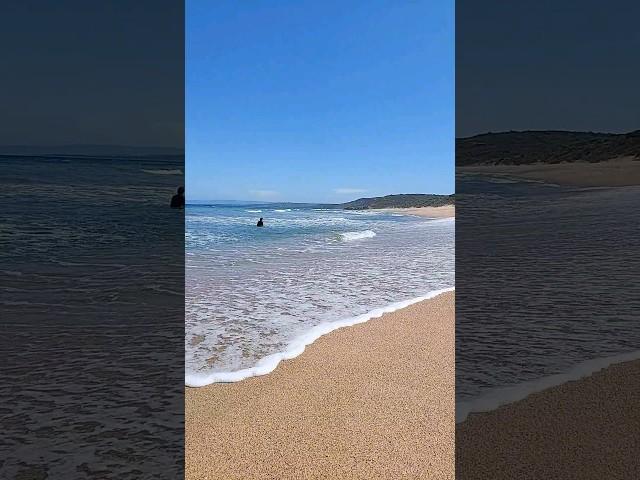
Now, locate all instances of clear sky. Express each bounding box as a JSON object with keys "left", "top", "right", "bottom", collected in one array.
[{"left": 187, "top": 0, "right": 454, "bottom": 203}]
